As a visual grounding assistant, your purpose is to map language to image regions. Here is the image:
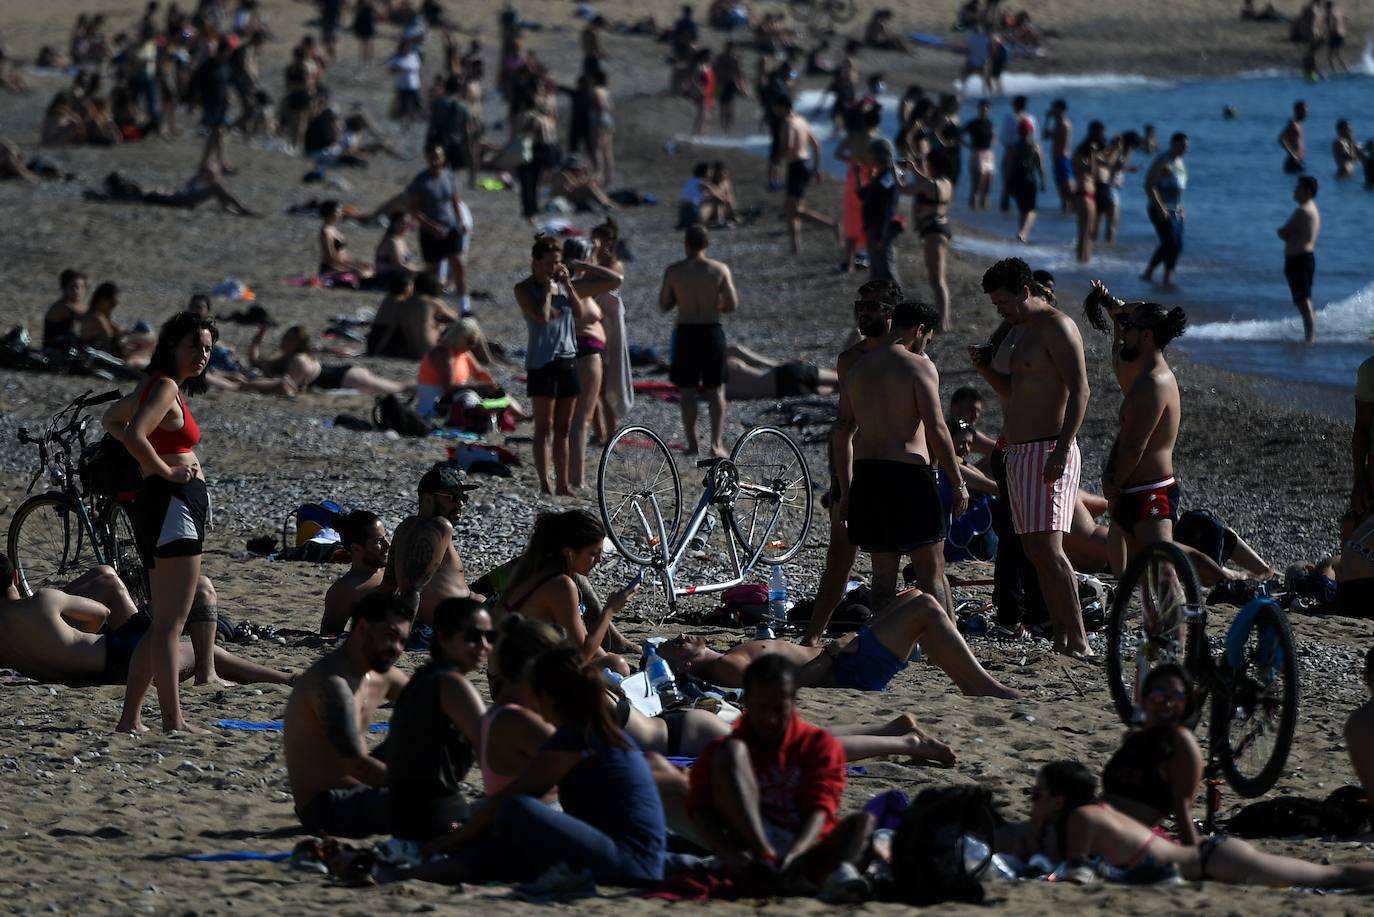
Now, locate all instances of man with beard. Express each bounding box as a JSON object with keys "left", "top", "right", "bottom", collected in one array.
[
  {"left": 384, "top": 463, "right": 485, "bottom": 626},
  {"left": 284, "top": 591, "right": 411, "bottom": 838},
  {"left": 321, "top": 511, "right": 391, "bottom": 635},
  {"left": 802, "top": 279, "right": 900, "bottom": 646},
  {"left": 1102, "top": 303, "right": 1187, "bottom": 571}
]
